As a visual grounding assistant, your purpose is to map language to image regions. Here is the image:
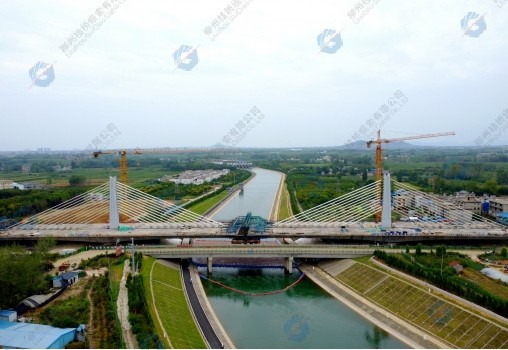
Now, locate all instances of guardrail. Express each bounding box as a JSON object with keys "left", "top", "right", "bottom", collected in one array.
[{"left": 137, "top": 246, "right": 375, "bottom": 258}]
